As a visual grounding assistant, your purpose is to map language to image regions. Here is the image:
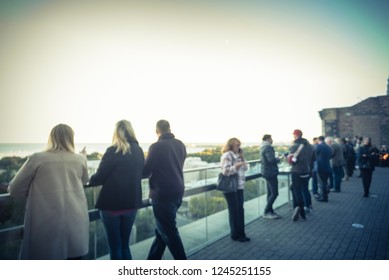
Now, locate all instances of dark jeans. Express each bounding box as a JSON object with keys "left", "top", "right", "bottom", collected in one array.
[
  {"left": 147, "top": 198, "right": 187, "bottom": 260},
  {"left": 317, "top": 171, "right": 330, "bottom": 200},
  {"left": 328, "top": 167, "right": 334, "bottom": 189},
  {"left": 361, "top": 169, "right": 373, "bottom": 195},
  {"left": 347, "top": 159, "right": 355, "bottom": 176},
  {"left": 311, "top": 171, "right": 318, "bottom": 194},
  {"left": 291, "top": 173, "right": 309, "bottom": 218},
  {"left": 302, "top": 178, "right": 312, "bottom": 207},
  {"left": 332, "top": 166, "right": 344, "bottom": 191},
  {"left": 264, "top": 177, "right": 279, "bottom": 214},
  {"left": 101, "top": 210, "right": 137, "bottom": 260},
  {"left": 223, "top": 189, "right": 246, "bottom": 239}
]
